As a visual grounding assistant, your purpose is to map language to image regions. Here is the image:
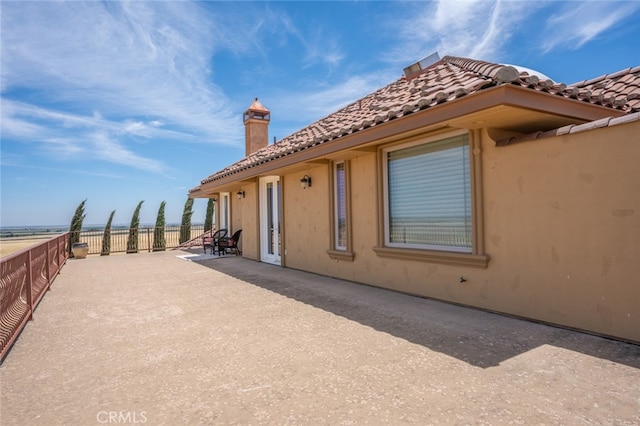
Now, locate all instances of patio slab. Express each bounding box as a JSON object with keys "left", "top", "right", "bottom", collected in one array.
[{"left": 1, "top": 249, "right": 639, "bottom": 425}]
